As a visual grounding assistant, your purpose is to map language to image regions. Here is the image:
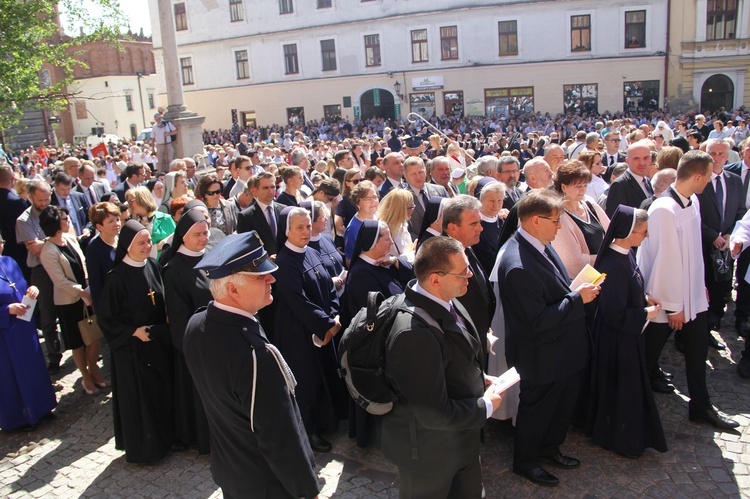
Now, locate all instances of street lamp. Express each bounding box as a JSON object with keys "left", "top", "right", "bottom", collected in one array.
[{"left": 394, "top": 80, "right": 403, "bottom": 99}]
